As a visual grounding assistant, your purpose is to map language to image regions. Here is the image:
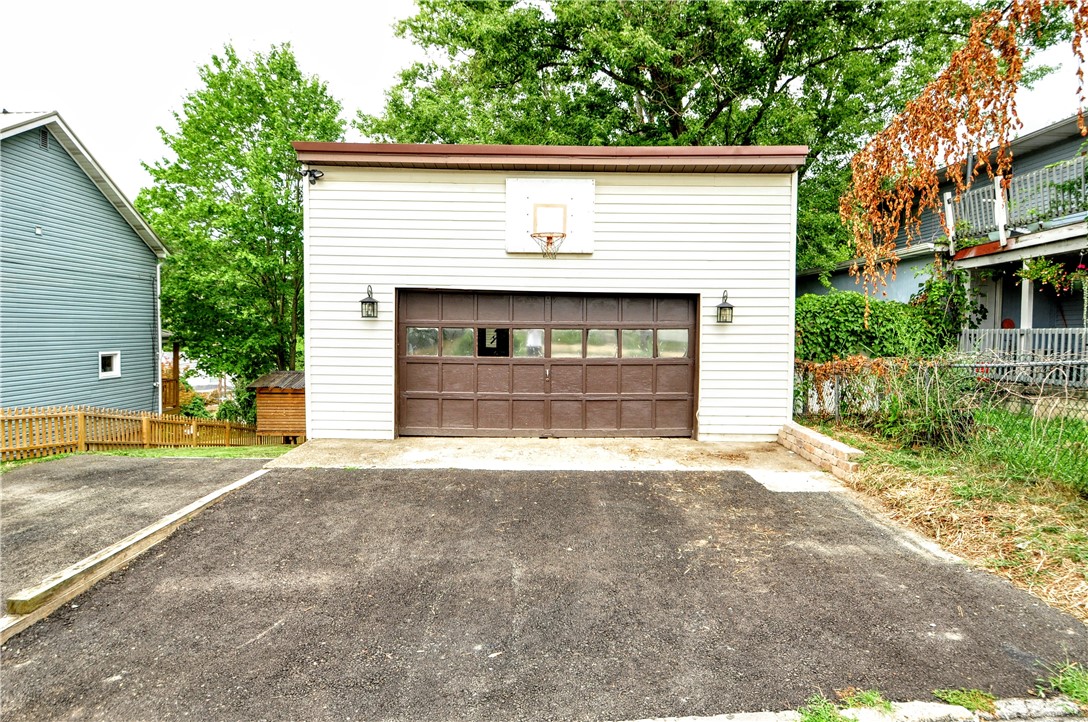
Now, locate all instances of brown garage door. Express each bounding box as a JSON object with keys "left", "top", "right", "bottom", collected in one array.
[{"left": 397, "top": 291, "right": 696, "bottom": 437}]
